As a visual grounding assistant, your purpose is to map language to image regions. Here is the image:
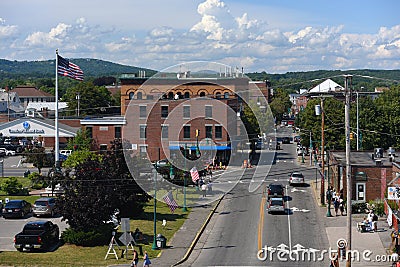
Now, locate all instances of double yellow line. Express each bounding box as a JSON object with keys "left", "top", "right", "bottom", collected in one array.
[{"left": 258, "top": 185, "right": 267, "bottom": 251}]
